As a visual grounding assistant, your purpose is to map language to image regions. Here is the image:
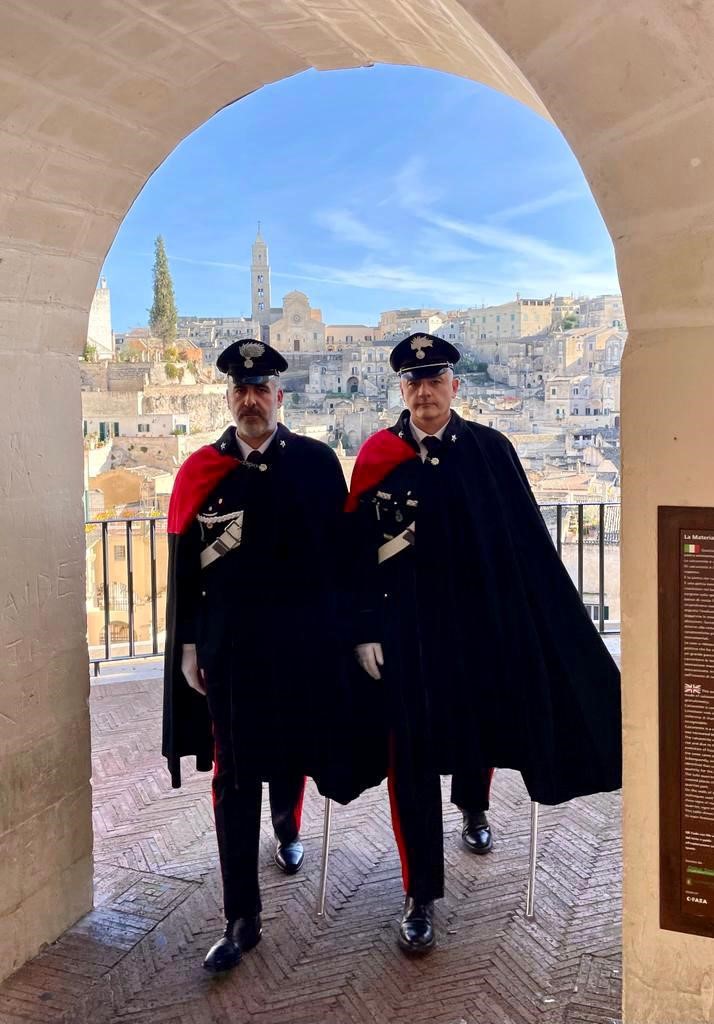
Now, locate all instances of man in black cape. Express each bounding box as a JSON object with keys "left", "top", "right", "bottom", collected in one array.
[
  {"left": 162, "top": 339, "right": 383, "bottom": 973},
  {"left": 346, "top": 332, "right": 621, "bottom": 954}
]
